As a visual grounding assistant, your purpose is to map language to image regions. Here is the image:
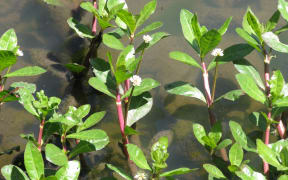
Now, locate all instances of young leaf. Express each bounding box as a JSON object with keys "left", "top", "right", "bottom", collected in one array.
[
  {"left": 136, "top": 21, "right": 163, "bottom": 37},
  {"left": 229, "top": 143, "right": 243, "bottom": 167},
  {"left": 165, "top": 81, "right": 206, "bottom": 103},
  {"left": 234, "top": 59, "right": 265, "bottom": 90},
  {"left": 200, "top": 29, "right": 222, "bottom": 58},
  {"left": 4, "top": 66, "right": 46, "bottom": 78},
  {"left": 117, "top": 10, "right": 136, "bottom": 33},
  {"left": 235, "top": 28, "right": 261, "bottom": 51},
  {"left": 246, "top": 10, "right": 262, "bottom": 40},
  {"left": 79, "top": 111, "right": 106, "bottom": 131},
  {"left": 229, "top": 121, "right": 256, "bottom": 152},
  {"left": 218, "top": 17, "right": 233, "bottom": 35},
  {"left": 45, "top": 144, "right": 68, "bottom": 166},
  {"left": 89, "top": 77, "right": 116, "bottom": 99},
  {"left": 278, "top": 0, "right": 288, "bottom": 22},
  {"left": 236, "top": 73, "right": 266, "bottom": 104},
  {"left": 24, "top": 141, "right": 44, "bottom": 180},
  {"left": 160, "top": 168, "right": 197, "bottom": 177},
  {"left": 0, "top": 51, "right": 17, "bottom": 71},
  {"left": 266, "top": 10, "right": 280, "bottom": 31},
  {"left": 67, "top": 130, "right": 109, "bottom": 150},
  {"left": 214, "top": 89, "right": 244, "bottom": 103},
  {"left": 262, "top": 31, "right": 288, "bottom": 53},
  {"left": 126, "top": 92, "right": 153, "bottom": 127},
  {"left": 191, "top": 14, "right": 201, "bottom": 42},
  {"left": 67, "top": 17, "right": 94, "bottom": 39},
  {"left": 270, "top": 70, "right": 285, "bottom": 100},
  {"left": 74, "top": 104, "right": 91, "bottom": 119},
  {"left": 55, "top": 161, "right": 80, "bottom": 180},
  {"left": 203, "top": 164, "right": 226, "bottom": 179},
  {"left": 208, "top": 121, "right": 222, "bottom": 145},
  {"left": 216, "top": 139, "right": 232, "bottom": 150},
  {"left": 202, "top": 136, "right": 217, "bottom": 149},
  {"left": 192, "top": 123, "right": 207, "bottom": 146},
  {"left": 180, "top": 9, "right": 195, "bottom": 44},
  {"left": 0, "top": 29, "right": 17, "bottom": 51},
  {"left": 126, "top": 144, "right": 151, "bottom": 171},
  {"left": 1, "top": 165, "right": 30, "bottom": 180},
  {"left": 136, "top": 0, "right": 157, "bottom": 28},
  {"left": 103, "top": 34, "right": 125, "bottom": 50},
  {"left": 115, "top": 66, "right": 133, "bottom": 84},
  {"left": 106, "top": 164, "right": 133, "bottom": 180},
  {"left": 169, "top": 51, "right": 201, "bottom": 69}
]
